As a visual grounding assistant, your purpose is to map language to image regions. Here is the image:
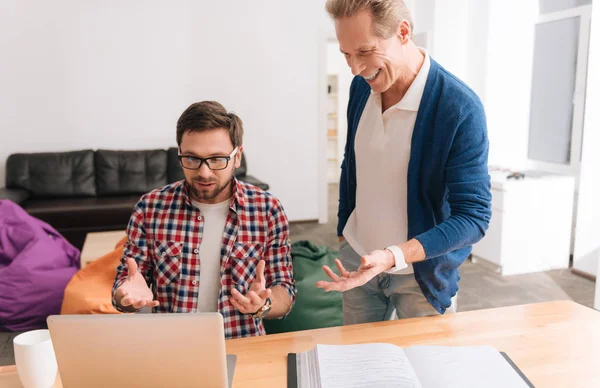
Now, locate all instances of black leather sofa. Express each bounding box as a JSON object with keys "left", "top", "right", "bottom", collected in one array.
[{"left": 0, "top": 148, "right": 268, "bottom": 249}]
